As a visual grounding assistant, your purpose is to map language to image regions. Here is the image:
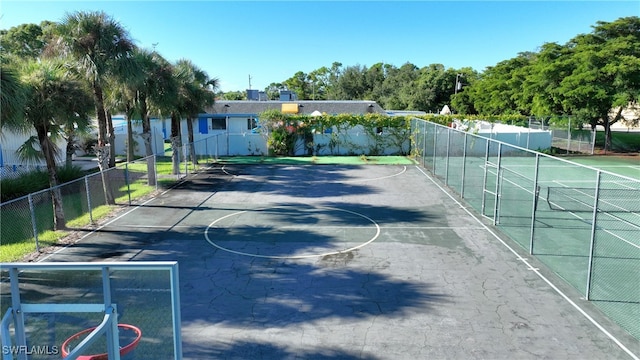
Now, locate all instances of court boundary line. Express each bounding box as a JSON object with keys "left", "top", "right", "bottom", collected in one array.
[
  {"left": 36, "top": 180, "right": 189, "bottom": 262},
  {"left": 414, "top": 165, "right": 639, "bottom": 360},
  {"left": 204, "top": 206, "right": 381, "bottom": 259},
  {"left": 31, "top": 164, "right": 638, "bottom": 359},
  {"left": 221, "top": 164, "right": 408, "bottom": 183}
]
